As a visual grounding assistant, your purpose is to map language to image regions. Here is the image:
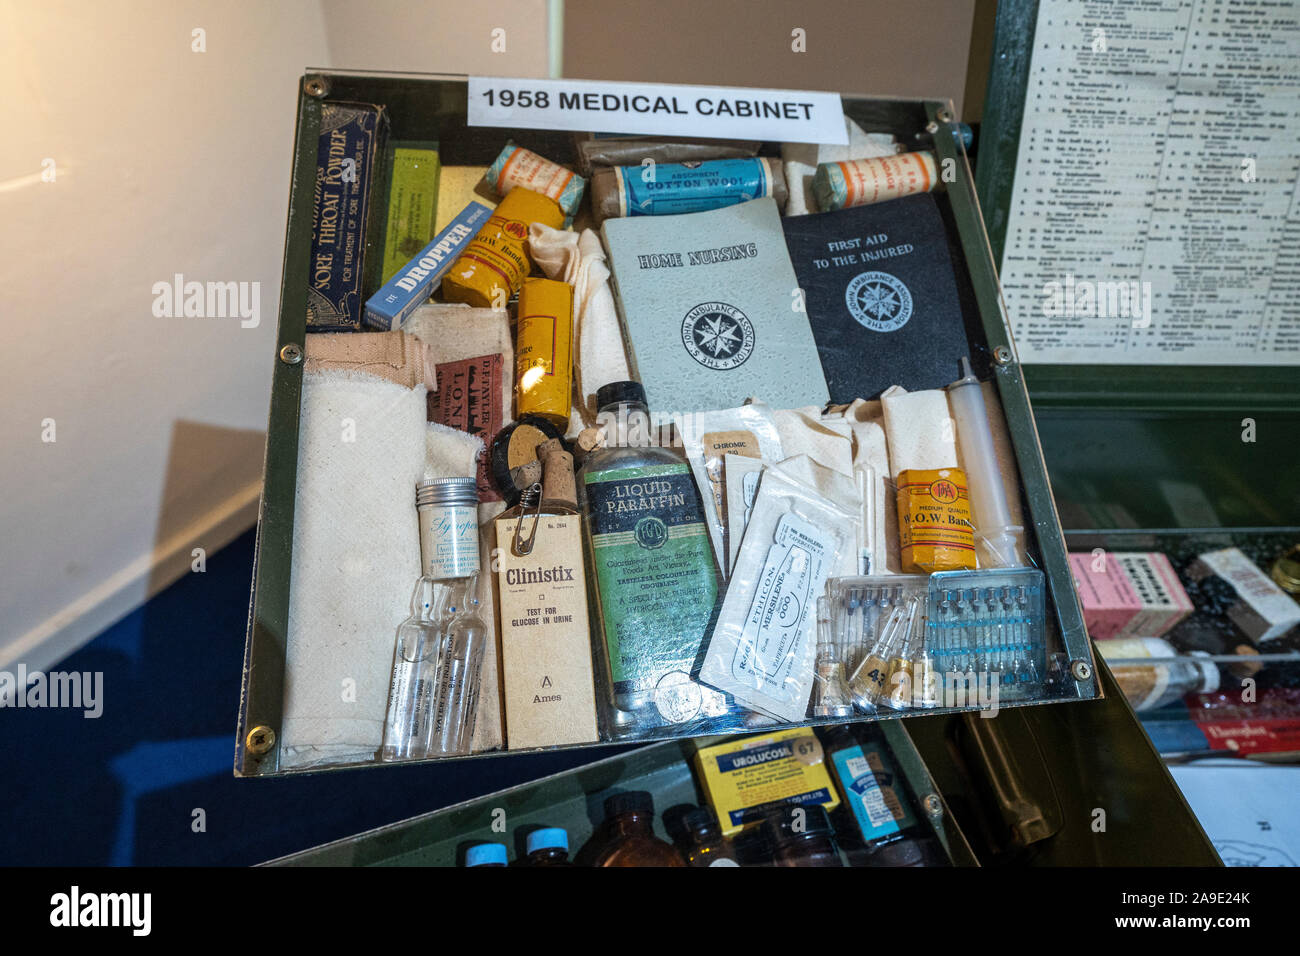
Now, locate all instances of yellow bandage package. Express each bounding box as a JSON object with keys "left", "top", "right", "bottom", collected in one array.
[{"left": 694, "top": 728, "right": 840, "bottom": 837}]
